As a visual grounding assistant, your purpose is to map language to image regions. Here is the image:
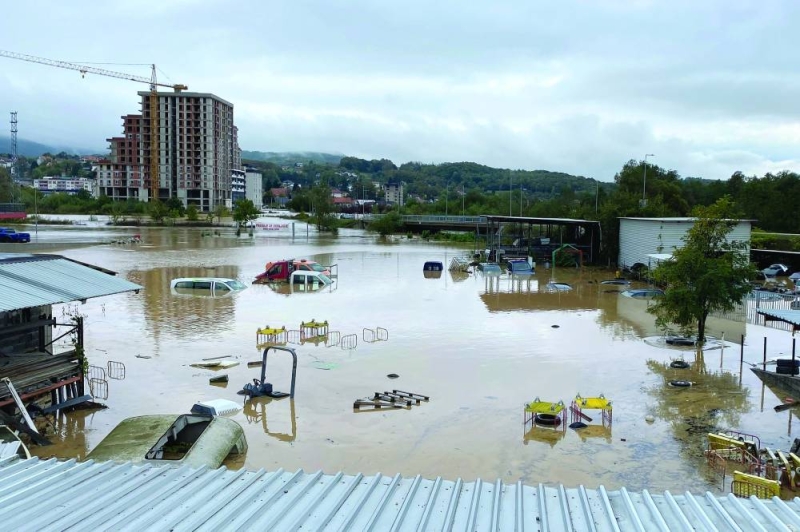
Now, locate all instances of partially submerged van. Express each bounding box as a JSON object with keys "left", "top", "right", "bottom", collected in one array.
[{"left": 170, "top": 278, "right": 247, "bottom": 296}]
